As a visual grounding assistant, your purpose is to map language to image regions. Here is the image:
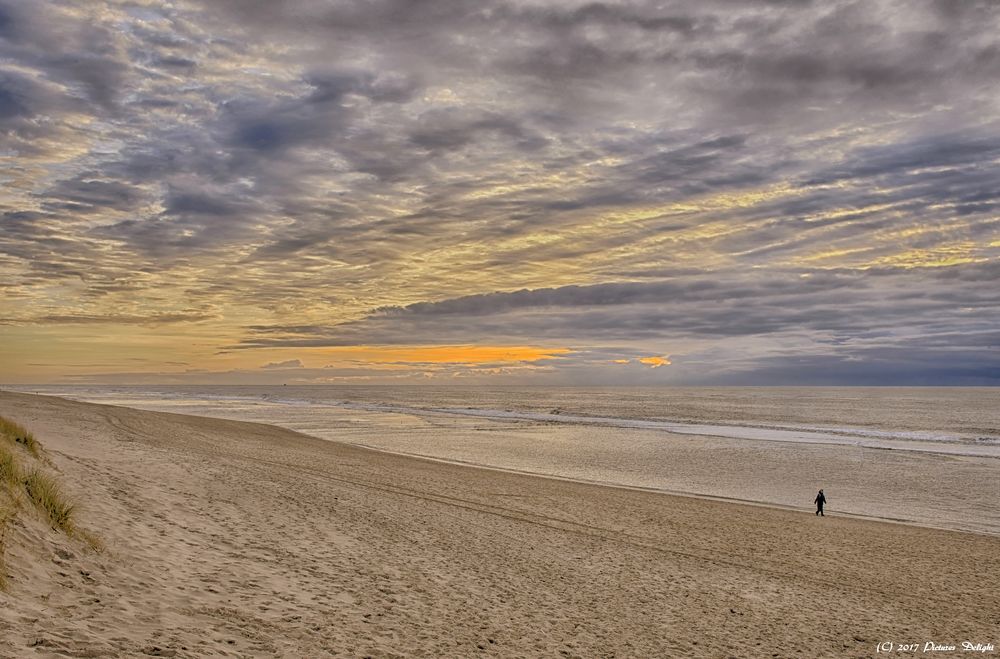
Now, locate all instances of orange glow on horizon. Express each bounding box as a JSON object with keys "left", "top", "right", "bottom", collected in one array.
[
  {"left": 317, "top": 345, "right": 573, "bottom": 365},
  {"left": 638, "top": 355, "right": 671, "bottom": 368}
]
